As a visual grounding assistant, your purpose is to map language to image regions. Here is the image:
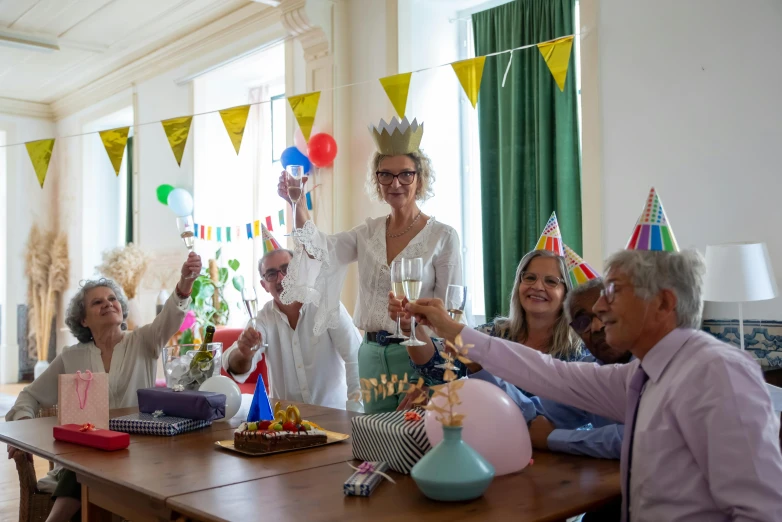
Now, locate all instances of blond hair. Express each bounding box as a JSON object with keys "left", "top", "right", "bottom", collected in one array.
[{"left": 365, "top": 150, "right": 435, "bottom": 202}]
